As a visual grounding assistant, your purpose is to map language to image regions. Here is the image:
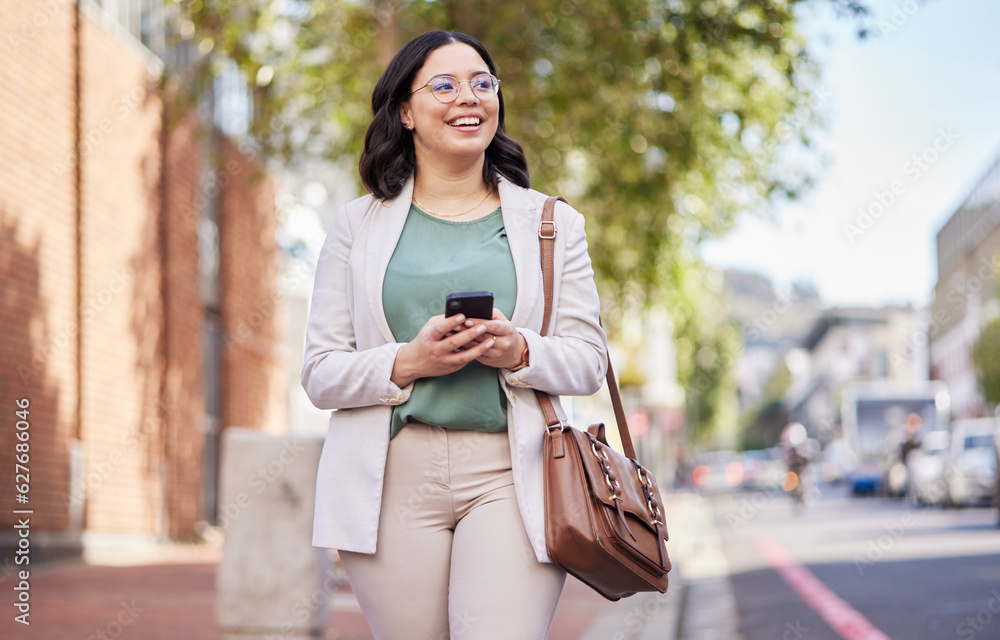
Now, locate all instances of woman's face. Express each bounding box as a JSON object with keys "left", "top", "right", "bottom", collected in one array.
[{"left": 400, "top": 43, "right": 501, "bottom": 167}]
